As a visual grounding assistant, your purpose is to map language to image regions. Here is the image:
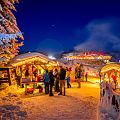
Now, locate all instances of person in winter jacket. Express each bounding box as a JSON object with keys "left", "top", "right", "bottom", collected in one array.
[
  {"left": 49, "top": 70, "right": 54, "bottom": 96},
  {"left": 85, "top": 72, "right": 88, "bottom": 82},
  {"left": 76, "top": 67, "right": 82, "bottom": 88},
  {"left": 66, "top": 68, "right": 71, "bottom": 88},
  {"left": 53, "top": 68, "right": 60, "bottom": 92},
  {"left": 43, "top": 69, "right": 49, "bottom": 94},
  {"left": 58, "top": 66, "right": 66, "bottom": 96},
  {"left": 112, "top": 74, "right": 117, "bottom": 90}
]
